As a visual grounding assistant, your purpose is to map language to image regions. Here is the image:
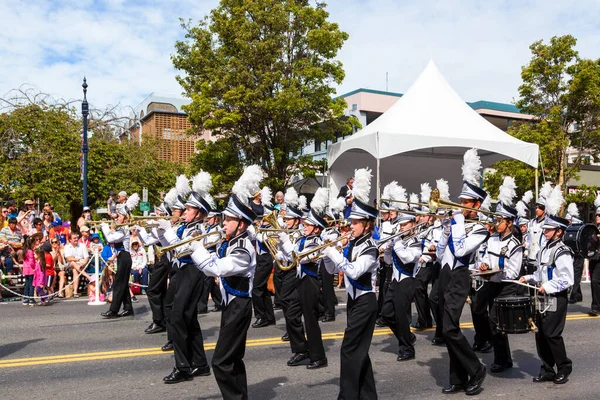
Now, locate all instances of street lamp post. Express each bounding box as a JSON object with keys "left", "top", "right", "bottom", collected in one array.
[{"left": 82, "top": 78, "right": 89, "bottom": 207}]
